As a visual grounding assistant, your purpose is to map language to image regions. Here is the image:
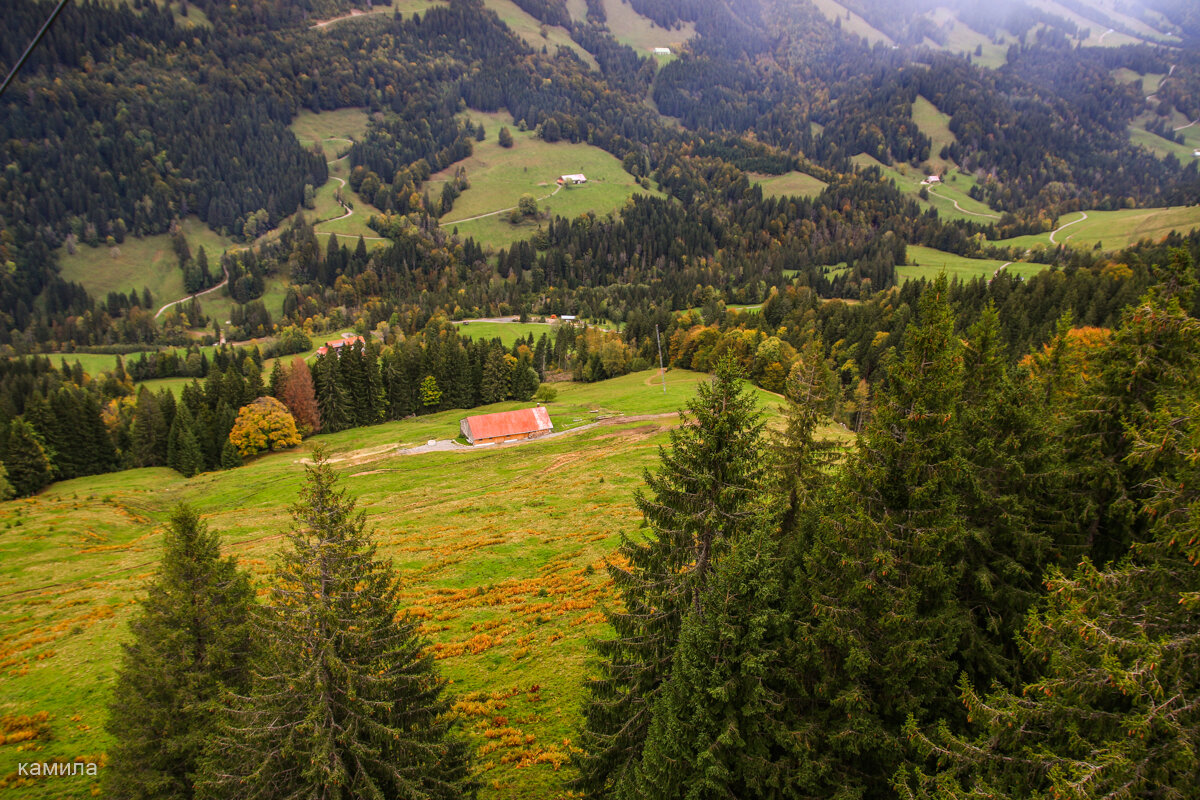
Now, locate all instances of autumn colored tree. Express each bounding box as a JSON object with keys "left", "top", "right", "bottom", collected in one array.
[
  {"left": 419, "top": 375, "right": 442, "bottom": 409},
  {"left": 228, "top": 397, "right": 301, "bottom": 457},
  {"left": 278, "top": 358, "right": 320, "bottom": 435}
]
